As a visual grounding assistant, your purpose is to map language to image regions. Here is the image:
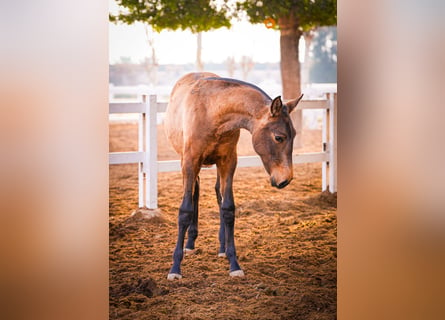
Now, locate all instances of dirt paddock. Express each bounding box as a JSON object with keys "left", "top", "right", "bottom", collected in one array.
[{"left": 109, "top": 122, "right": 337, "bottom": 320}]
